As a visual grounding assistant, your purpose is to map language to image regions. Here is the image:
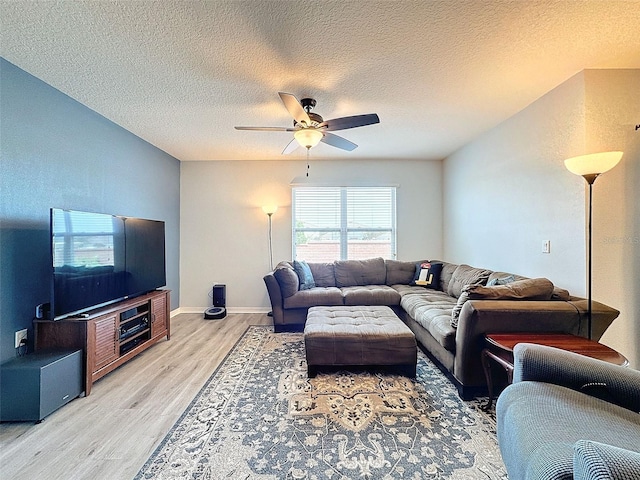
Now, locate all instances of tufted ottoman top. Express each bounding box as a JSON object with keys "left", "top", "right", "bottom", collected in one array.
[
  {"left": 304, "top": 306, "right": 417, "bottom": 371},
  {"left": 306, "top": 305, "right": 409, "bottom": 332}
]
